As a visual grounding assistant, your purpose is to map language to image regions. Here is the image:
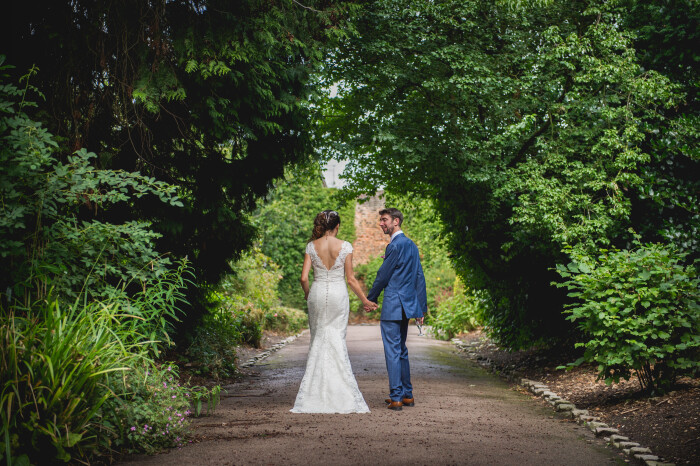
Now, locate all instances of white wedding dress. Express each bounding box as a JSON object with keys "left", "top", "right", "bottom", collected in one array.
[{"left": 290, "top": 241, "right": 370, "bottom": 414}]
